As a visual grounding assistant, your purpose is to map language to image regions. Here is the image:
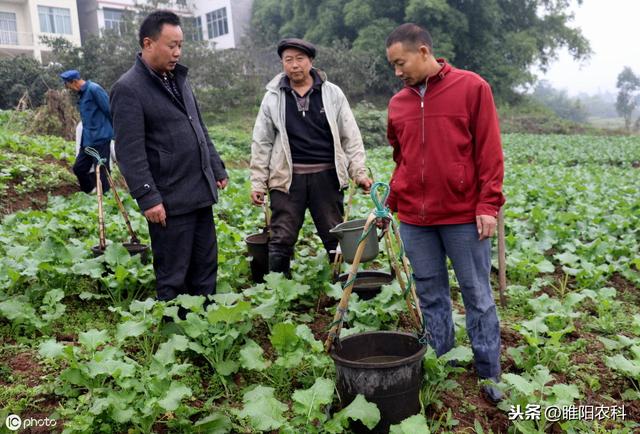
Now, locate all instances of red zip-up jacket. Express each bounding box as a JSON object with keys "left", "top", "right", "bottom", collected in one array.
[{"left": 386, "top": 59, "right": 505, "bottom": 226}]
